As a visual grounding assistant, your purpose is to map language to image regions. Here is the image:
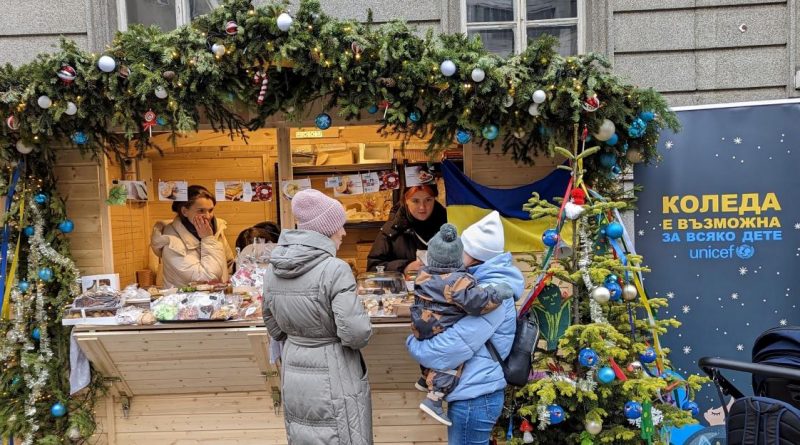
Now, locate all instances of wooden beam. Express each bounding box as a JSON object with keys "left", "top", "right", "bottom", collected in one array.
[{"left": 276, "top": 126, "right": 294, "bottom": 230}]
